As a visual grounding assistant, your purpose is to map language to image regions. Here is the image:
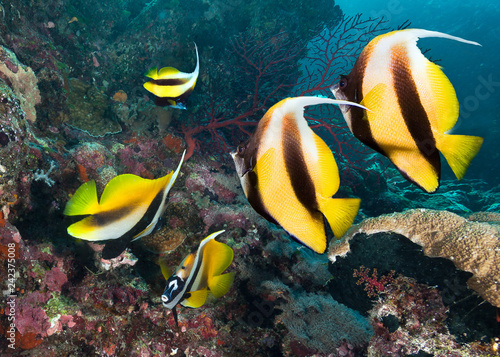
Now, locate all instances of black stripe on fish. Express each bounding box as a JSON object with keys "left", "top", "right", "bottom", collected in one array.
[
  {"left": 92, "top": 206, "right": 136, "bottom": 227},
  {"left": 245, "top": 170, "right": 278, "bottom": 225},
  {"left": 151, "top": 78, "right": 188, "bottom": 86},
  {"left": 154, "top": 87, "right": 194, "bottom": 107},
  {"left": 101, "top": 189, "right": 165, "bottom": 259},
  {"left": 391, "top": 48, "right": 441, "bottom": 180},
  {"left": 234, "top": 136, "right": 279, "bottom": 226},
  {"left": 155, "top": 97, "right": 176, "bottom": 107},
  {"left": 344, "top": 54, "right": 385, "bottom": 155},
  {"left": 282, "top": 114, "right": 318, "bottom": 213},
  {"left": 174, "top": 87, "right": 194, "bottom": 105},
  {"left": 183, "top": 243, "right": 205, "bottom": 297}
]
